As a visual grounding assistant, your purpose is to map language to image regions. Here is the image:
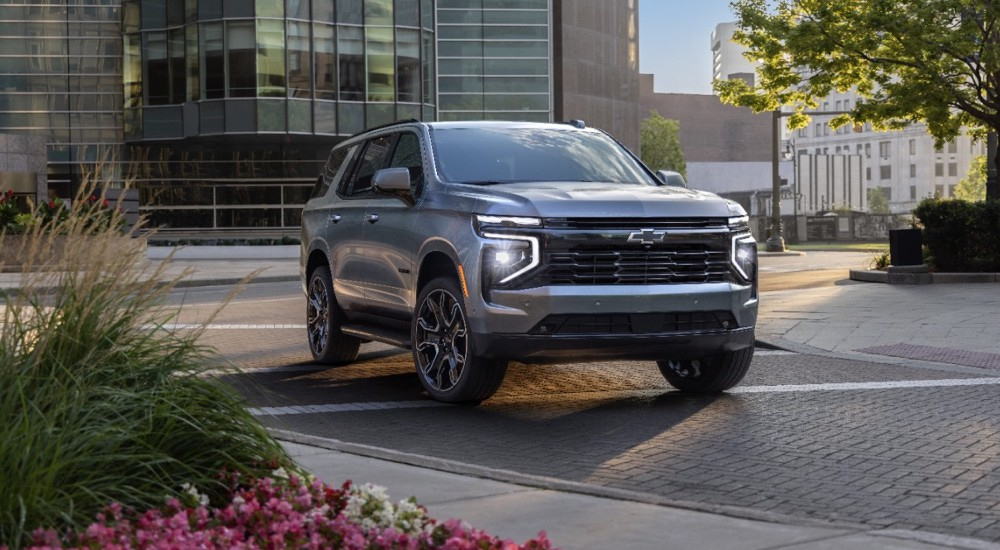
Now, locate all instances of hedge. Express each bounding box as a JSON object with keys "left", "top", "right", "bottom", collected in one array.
[{"left": 913, "top": 198, "right": 1000, "bottom": 272}]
